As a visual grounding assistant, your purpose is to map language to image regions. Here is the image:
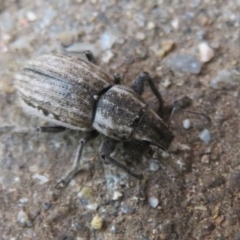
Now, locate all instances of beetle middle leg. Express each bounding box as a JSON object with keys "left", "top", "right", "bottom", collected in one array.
[
  {"left": 101, "top": 139, "right": 144, "bottom": 180},
  {"left": 55, "top": 130, "right": 98, "bottom": 189},
  {"left": 131, "top": 72, "right": 164, "bottom": 116}
]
